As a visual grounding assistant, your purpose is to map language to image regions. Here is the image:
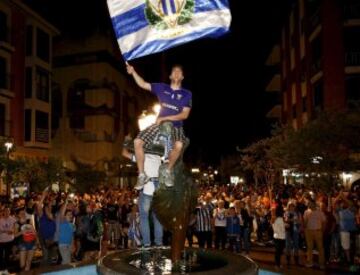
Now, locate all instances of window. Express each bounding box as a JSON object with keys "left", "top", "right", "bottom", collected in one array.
[
  {"left": 35, "top": 110, "right": 49, "bottom": 143},
  {"left": 344, "top": 27, "right": 360, "bottom": 67},
  {"left": 68, "top": 88, "right": 85, "bottom": 111},
  {"left": 24, "top": 109, "right": 32, "bottom": 141},
  {"left": 300, "top": 18, "right": 305, "bottom": 34},
  {"left": 0, "top": 103, "right": 5, "bottom": 136},
  {"left": 300, "top": 58, "right": 307, "bottom": 82},
  {"left": 292, "top": 105, "right": 297, "bottom": 119},
  {"left": 0, "top": 57, "right": 7, "bottom": 89},
  {"left": 313, "top": 80, "right": 324, "bottom": 111},
  {"left": 311, "top": 36, "right": 322, "bottom": 76},
  {"left": 25, "top": 67, "right": 32, "bottom": 98},
  {"left": 306, "top": 0, "right": 321, "bottom": 32},
  {"left": 51, "top": 83, "right": 62, "bottom": 131},
  {"left": 36, "top": 28, "right": 50, "bottom": 62},
  {"left": 346, "top": 74, "right": 360, "bottom": 103},
  {"left": 0, "top": 11, "right": 8, "bottom": 43},
  {"left": 343, "top": 0, "right": 360, "bottom": 20},
  {"left": 36, "top": 67, "right": 49, "bottom": 102},
  {"left": 70, "top": 116, "right": 84, "bottom": 129},
  {"left": 26, "top": 25, "right": 33, "bottom": 56},
  {"left": 302, "top": 97, "right": 307, "bottom": 112}
]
